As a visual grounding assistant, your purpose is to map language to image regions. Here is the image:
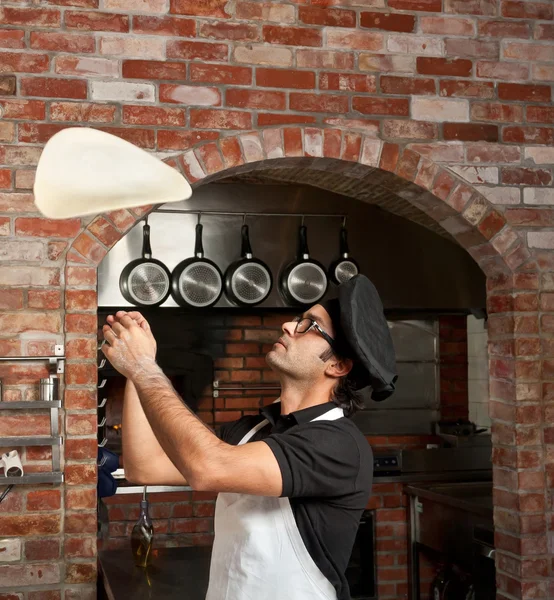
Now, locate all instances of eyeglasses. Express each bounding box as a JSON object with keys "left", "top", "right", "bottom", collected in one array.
[{"left": 292, "top": 316, "right": 337, "bottom": 352}]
